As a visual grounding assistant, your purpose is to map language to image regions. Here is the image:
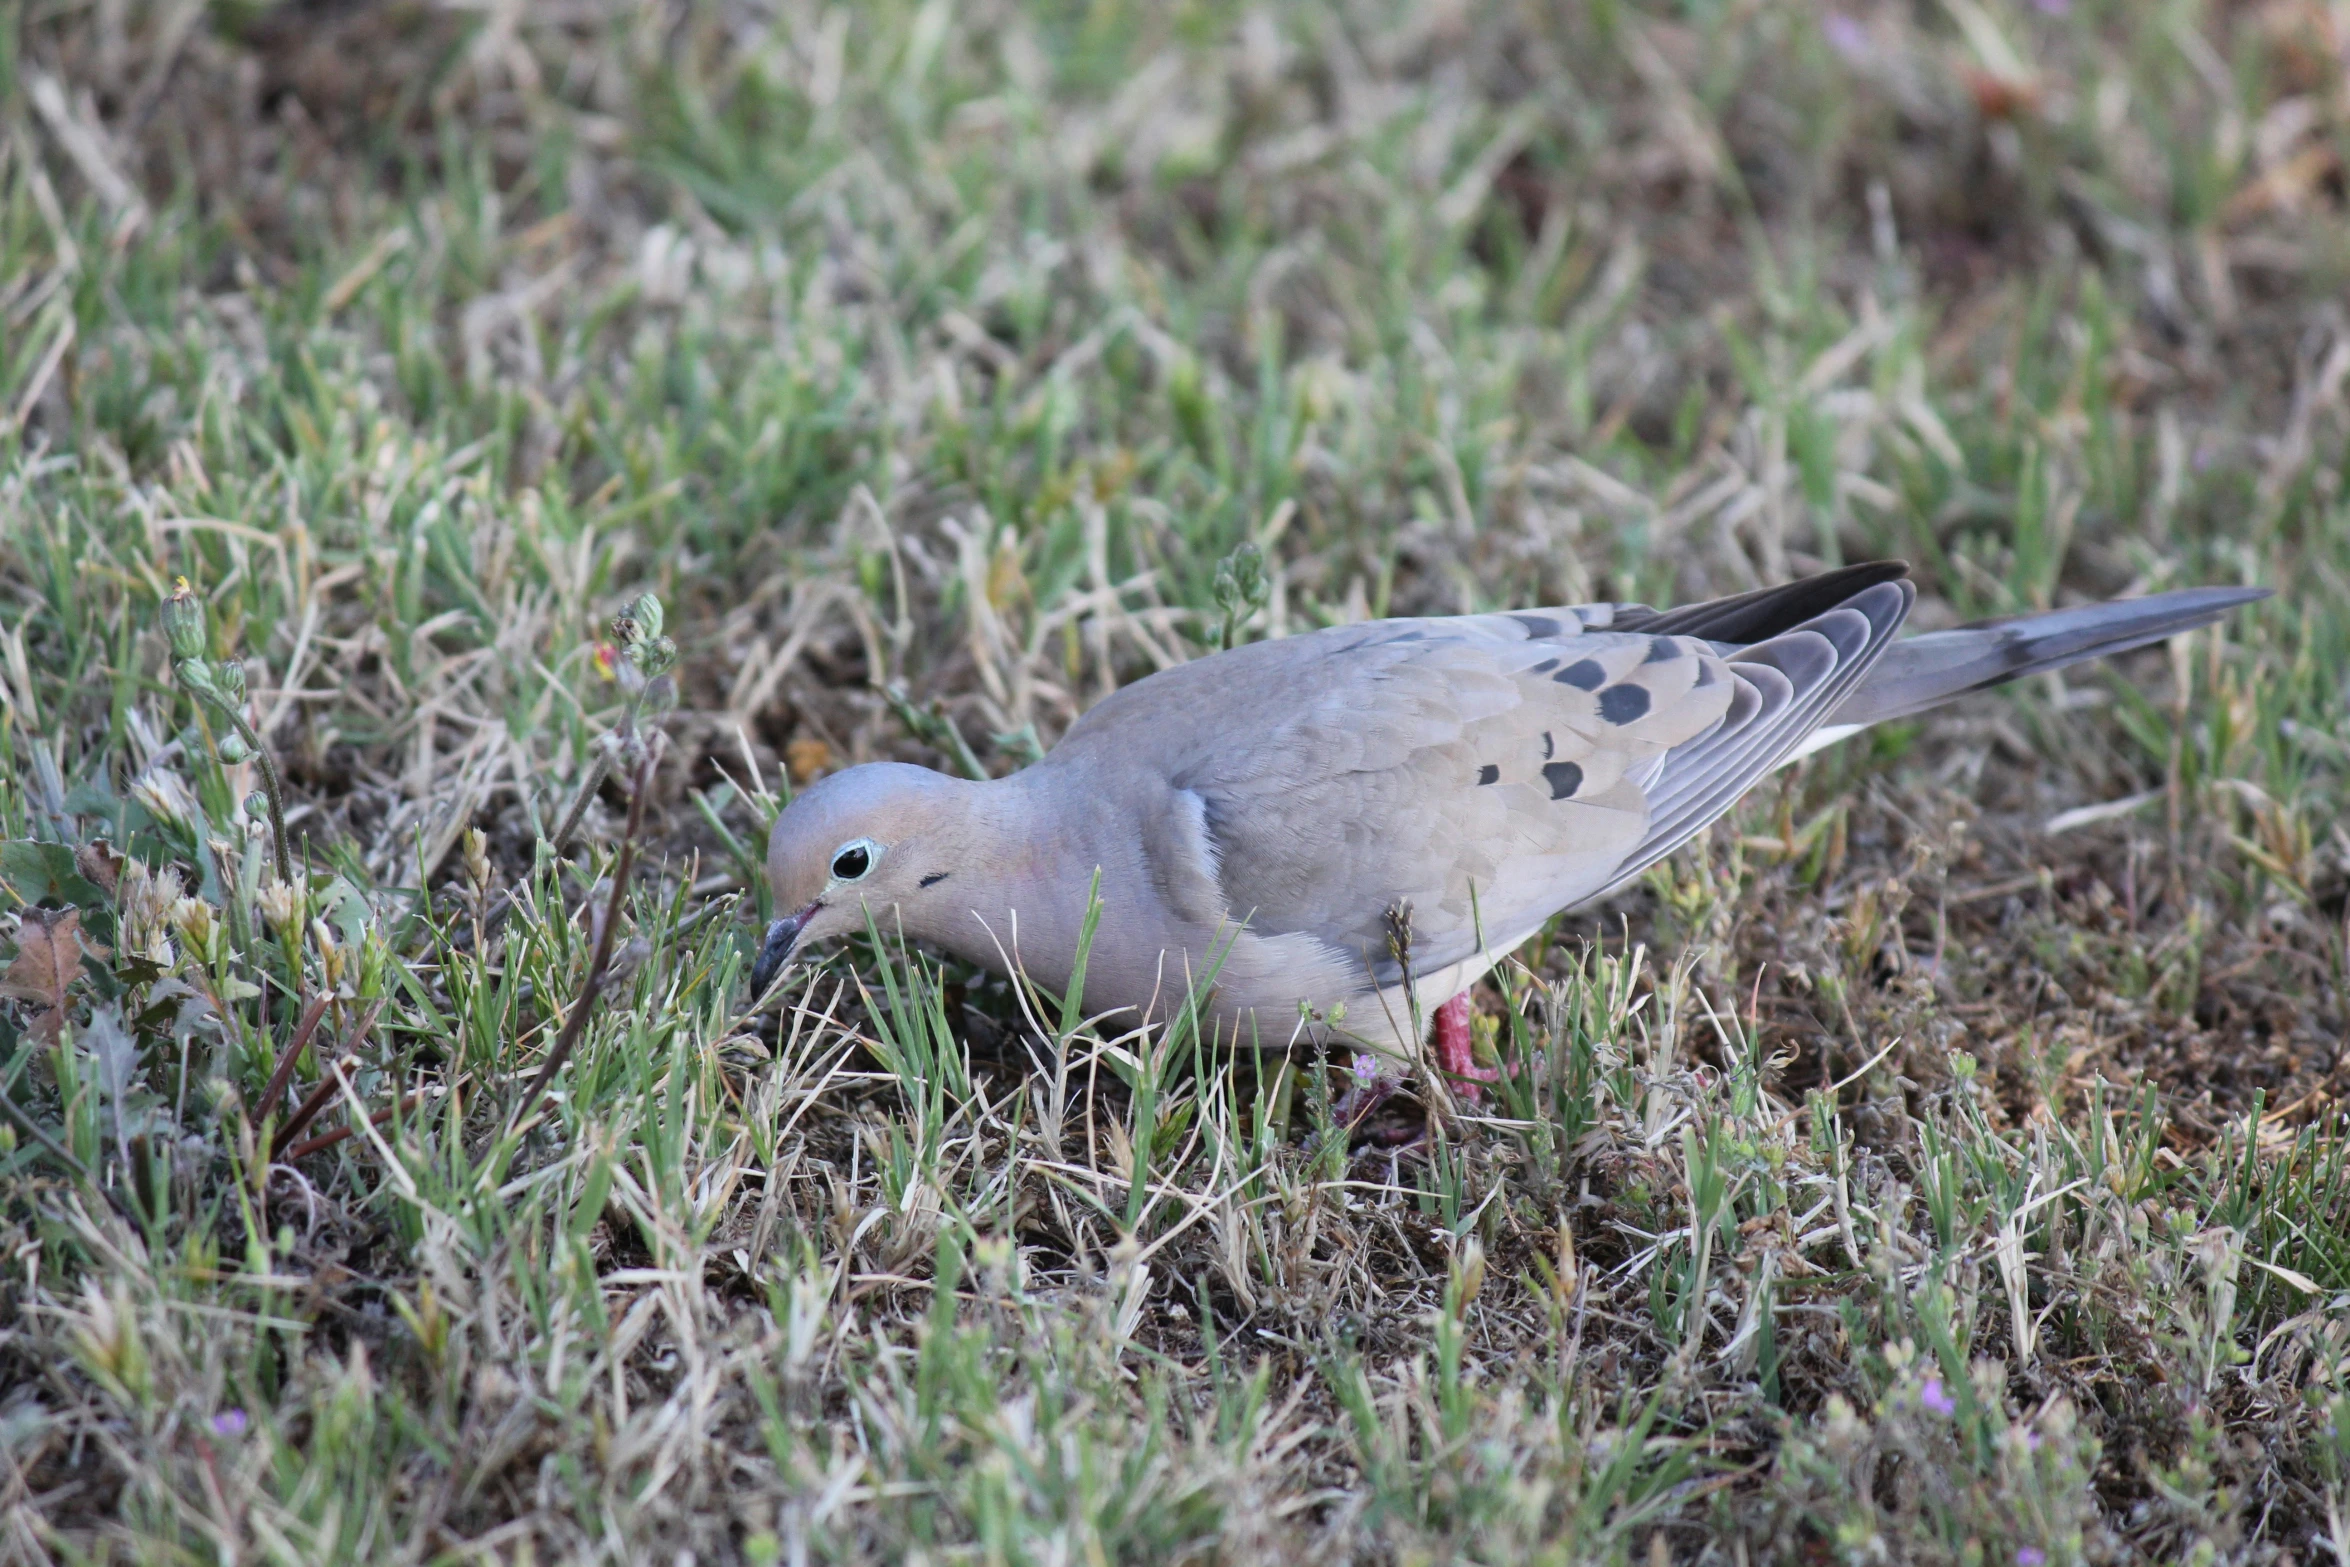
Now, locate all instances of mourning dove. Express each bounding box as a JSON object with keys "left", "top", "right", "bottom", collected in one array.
[{"left": 751, "top": 562, "right": 2263, "bottom": 1079}]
